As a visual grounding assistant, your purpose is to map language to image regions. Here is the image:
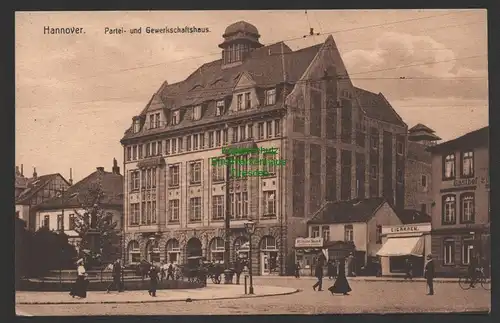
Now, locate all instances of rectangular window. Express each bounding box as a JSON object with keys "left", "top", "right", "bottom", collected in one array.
[
  {"left": 263, "top": 190, "right": 276, "bottom": 216},
  {"left": 344, "top": 224, "right": 354, "bottom": 242},
  {"left": 145, "top": 143, "right": 151, "bottom": 157},
  {"left": 461, "top": 193, "right": 475, "bottom": 223},
  {"left": 274, "top": 120, "right": 280, "bottom": 137},
  {"left": 138, "top": 144, "right": 143, "bottom": 159},
  {"left": 127, "top": 147, "right": 132, "bottom": 161},
  {"left": 266, "top": 121, "right": 273, "bottom": 138},
  {"left": 421, "top": 175, "right": 428, "bottom": 191},
  {"left": 189, "top": 197, "right": 202, "bottom": 222},
  {"left": 245, "top": 92, "right": 251, "bottom": 109},
  {"left": 172, "top": 139, "right": 177, "bottom": 154},
  {"left": 212, "top": 195, "right": 224, "bottom": 220},
  {"left": 258, "top": 123, "right": 264, "bottom": 139},
  {"left": 169, "top": 165, "right": 179, "bottom": 187},
  {"left": 186, "top": 136, "right": 192, "bottom": 152},
  {"left": 43, "top": 215, "right": 50, "bottom": 228},
  {"left": 149, "top": 114, "right": 155, "bottom": 129},
  {"left": 216, "top": 130, "right": 221, "bottom": 146},
  {"left": 151, "top": 142, "right": 157, "bottom": 156},
  {"left": 165, "top": 140, "right": 170, "bottom": 155},
  {"left": 223, "top": 129, "right": 228, "bottom": 145},
  {"left": 200, "top": 133, "right": 205, "bottom": 149},
  {"left": 212, "top": 158, "right": 225, "bottom": 182},
  {"left": 132, "top": 145, "right": 138, "bottom": 160},
  {"left": 69, "top": 214, "right": 75, "bottom": 230},
  {"left": 129, "top": 203, "right": 139, "bottom": 225},
  {"left": 155, "top": 113, "right": 160, "bottom": 128},
  {"left": 172, "top": 110, "right": 179, "bottom": 125},
  {"left": 152, "top": 168, "right": 156, "bottom": 188},
  {"left": 443, "top": 239, "right": 455, "bottom": 265},
  {"left": 178, "top": 138, "right": 183, "bottom": 153},
  {"left": 443, "top": 154, "right": 456, "bottom": 179},
  {"left": 263, "top": 153, "right": 276, "bottom": 175},
  {"left": 216, "top": 100, "right": 224, "bottom": 116},
  {"left": 247, "top": 124, "right": 253, "bottom": 139},
  {"left": 322, "top": 226, "right": 330, "bottom": 242},
  {"left": 193, "top": 105, "right": 202, "bottom": 120},
  {"left": 151, "top": 201, "right": 157, "bottom": 224},
  {"left": 157, "top": 141, "right": 162, "bottom": 155},
  {"left": 168, "top": 200, "right": 179, "bottom": 222},
  {"left": 190, "top": 161, "right": 202, "bottom": 184},
  {"left": 371, "top": 165, "right": 378, "bottom": 179},
  {"left": 462, "top": 151, "right": 474, "bottom": 177},
  {"left": 57, "top": 214, "right": 64, "bottom": 231},
  {"left": 209, "top": 132, "right": 214, "bottom": 148},
  {"left": 311, "top": 226, "right": 320, "bottom": 238},
  {"left": 236, "top": 94, "right": 243, "bottom": 111},
  {"left": 397, "top": 141, "right": 404, "bottom": 155},
  {"left": 376, "top": 225, "right": 382, "bottom": 244},
  {"left": 371, "top": 134, "right": 378, "bottom": 149},
  {"left": 265, "top": 89, "right": 276, "bottom": 105},
  {"left": 242, "top": 192, "right": 248, "bottom": 219},
  {"left": 193, "top": 134, "right": 199, "bottom": 150},
  {"left": 232, "top": 127, "right": 238, "bottom": 143},
  {"left": 130, "top": 170, "right": 140, "bottom": 191},
  {"left": 239, "top": 126, "right": 246, "bottom": 141},
  {"left": 462, "top": 239, "right": 474, "bottom": 265},
  {"left": 442, "top": 195, "right": 456, "bottom": 224}
]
